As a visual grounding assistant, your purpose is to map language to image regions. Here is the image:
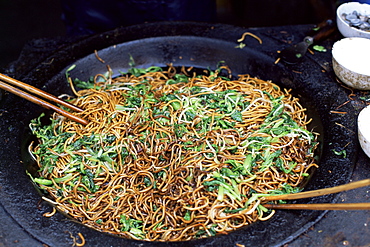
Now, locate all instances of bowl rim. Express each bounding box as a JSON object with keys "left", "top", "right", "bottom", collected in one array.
[
  {"left": 358, "top": 105, "right": 370, "bottom": 157},
  {"left": 358, "top": 104, "right": 370, "bottom": 129},
  {"left": 336, "top": 2, "right": 370, "bottom": 36},
  {"left": 332, "top": 37, "right": 370, "bottom": 77}
]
